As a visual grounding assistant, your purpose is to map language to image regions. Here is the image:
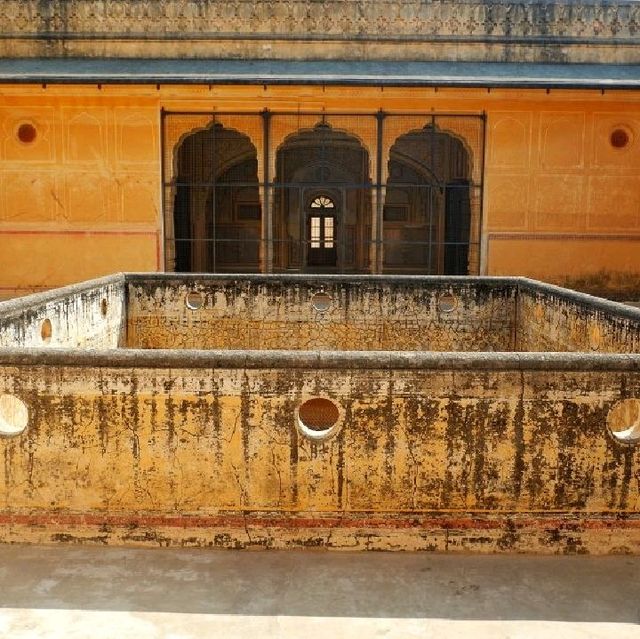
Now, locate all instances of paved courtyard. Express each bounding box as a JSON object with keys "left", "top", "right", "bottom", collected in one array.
[{"left": 0, "top": 545, "right": 637, "bottom": 638}]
